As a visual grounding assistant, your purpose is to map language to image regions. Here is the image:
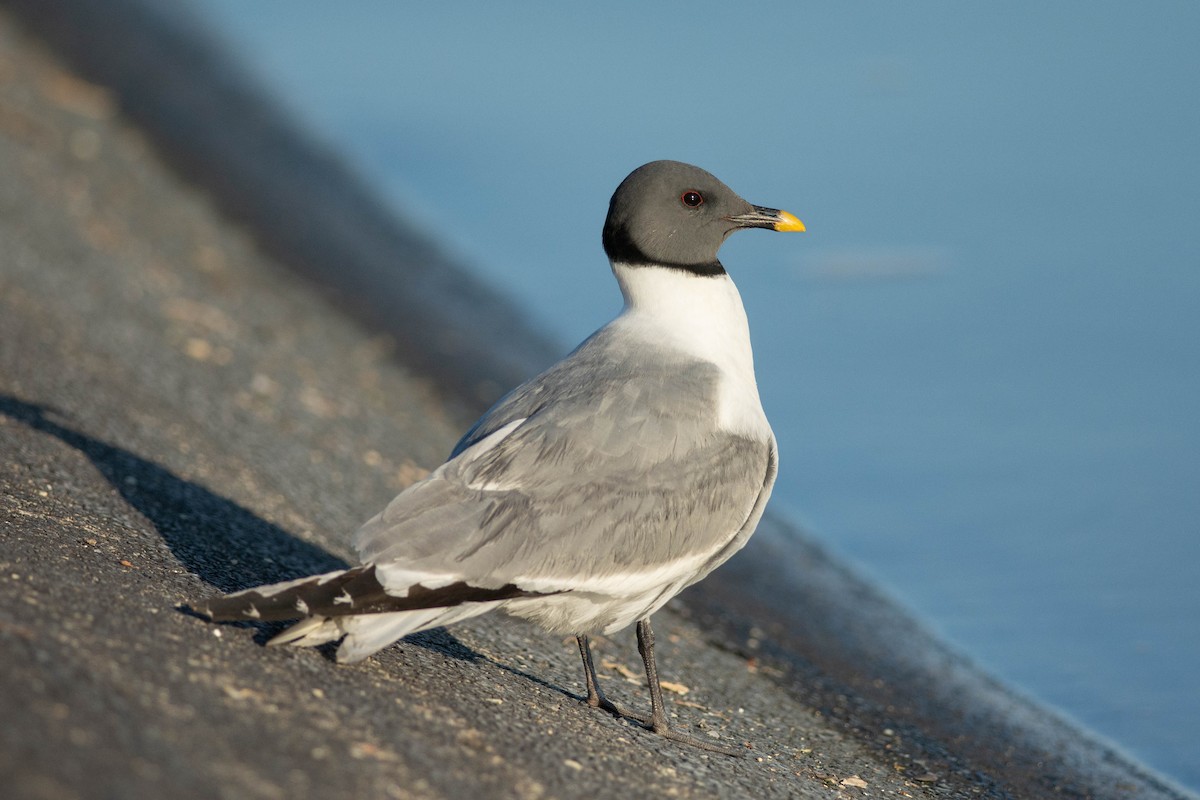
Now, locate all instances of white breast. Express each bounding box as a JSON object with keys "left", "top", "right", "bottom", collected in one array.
[{"left": 609, "top": 262, "right": 773, "bottom": 441}]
